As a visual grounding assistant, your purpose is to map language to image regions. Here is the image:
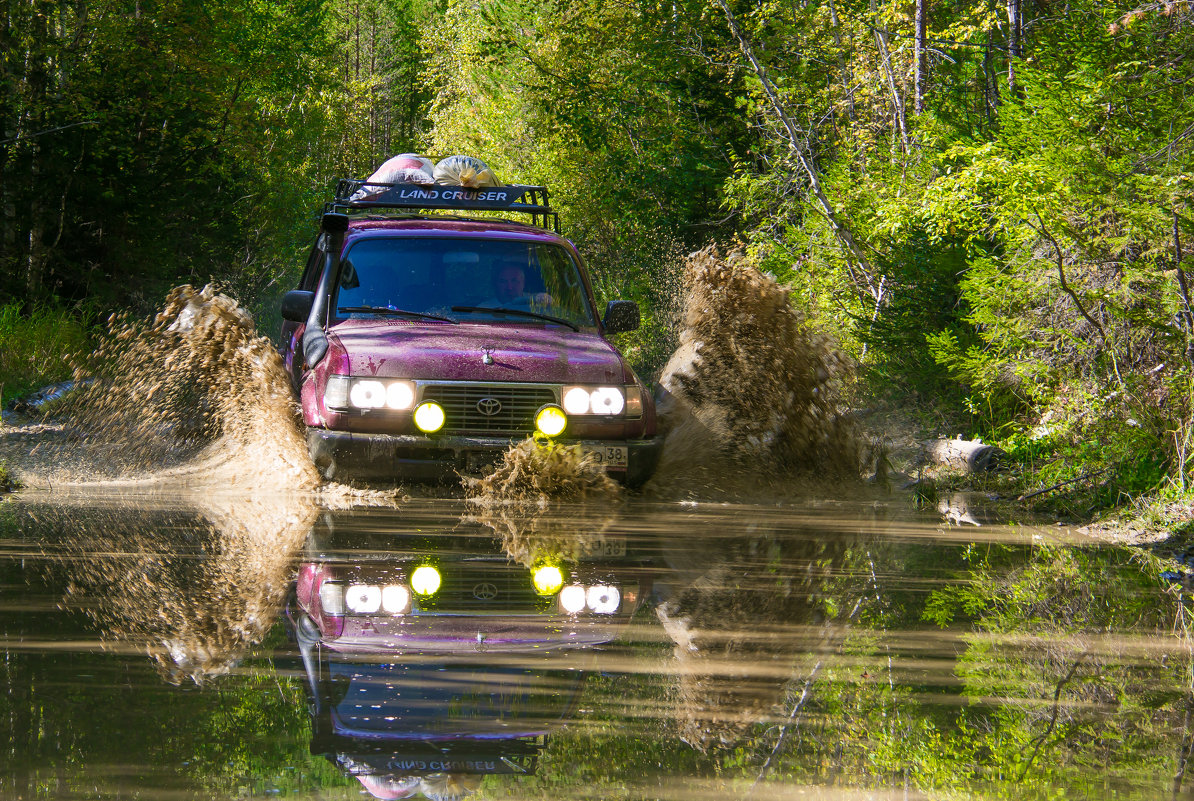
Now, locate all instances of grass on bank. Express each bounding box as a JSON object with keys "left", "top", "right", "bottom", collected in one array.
[{"left": 0, "top": 302, "right": 92, "bottom": 408}]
